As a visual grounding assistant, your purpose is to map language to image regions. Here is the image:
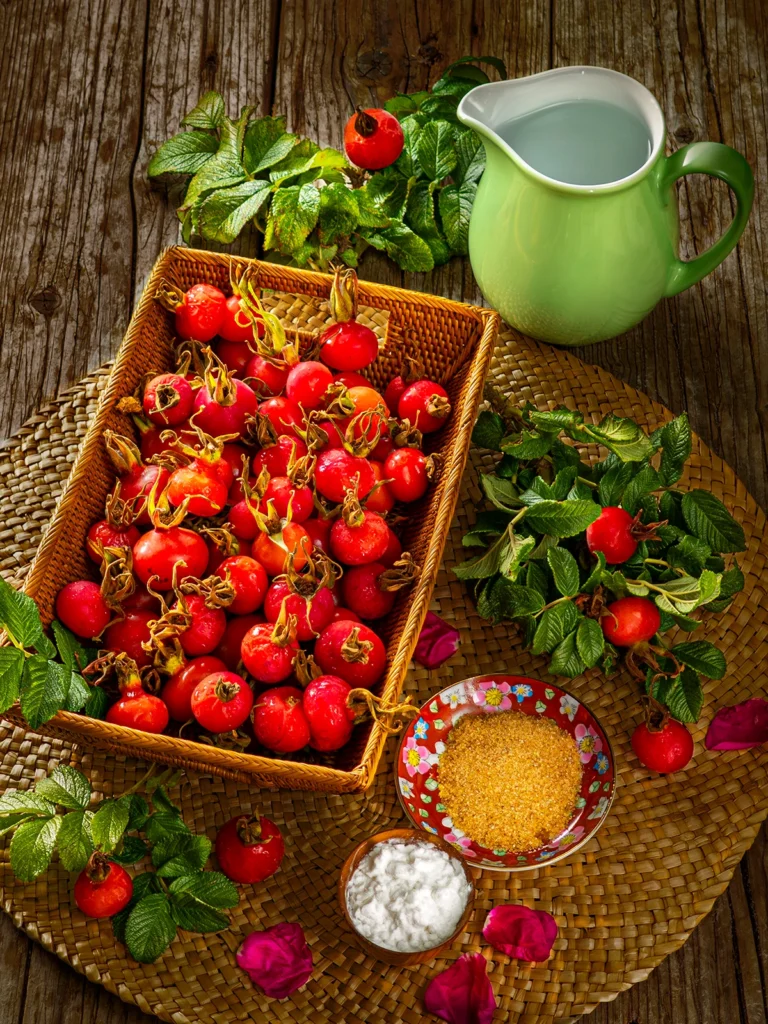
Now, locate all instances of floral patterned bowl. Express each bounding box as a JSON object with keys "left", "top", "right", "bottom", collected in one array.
[{"left": 395, "top": 675, "right": 615, "bottom": 871}]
